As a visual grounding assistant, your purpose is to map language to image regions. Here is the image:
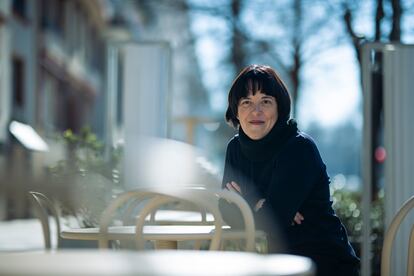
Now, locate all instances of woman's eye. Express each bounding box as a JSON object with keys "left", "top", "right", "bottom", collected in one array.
[
  {"left": 240, "top": 100, "right": 251, "bottom": 106},
  {"left": 263, "top": 99, "right": 273, "bottom": 105}
]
